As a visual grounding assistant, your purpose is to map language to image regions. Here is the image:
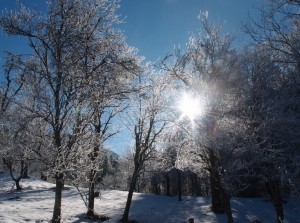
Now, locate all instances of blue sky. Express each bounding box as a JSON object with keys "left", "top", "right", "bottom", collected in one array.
[
  {"left": 0, "top": 0, "right": 262, "bottom": 61},
  {"left": 118, "top": 0, "right": 261, "bottom": 60},
  {"left": 0, "top": 0, "right": 262, "bottom": 154}
]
